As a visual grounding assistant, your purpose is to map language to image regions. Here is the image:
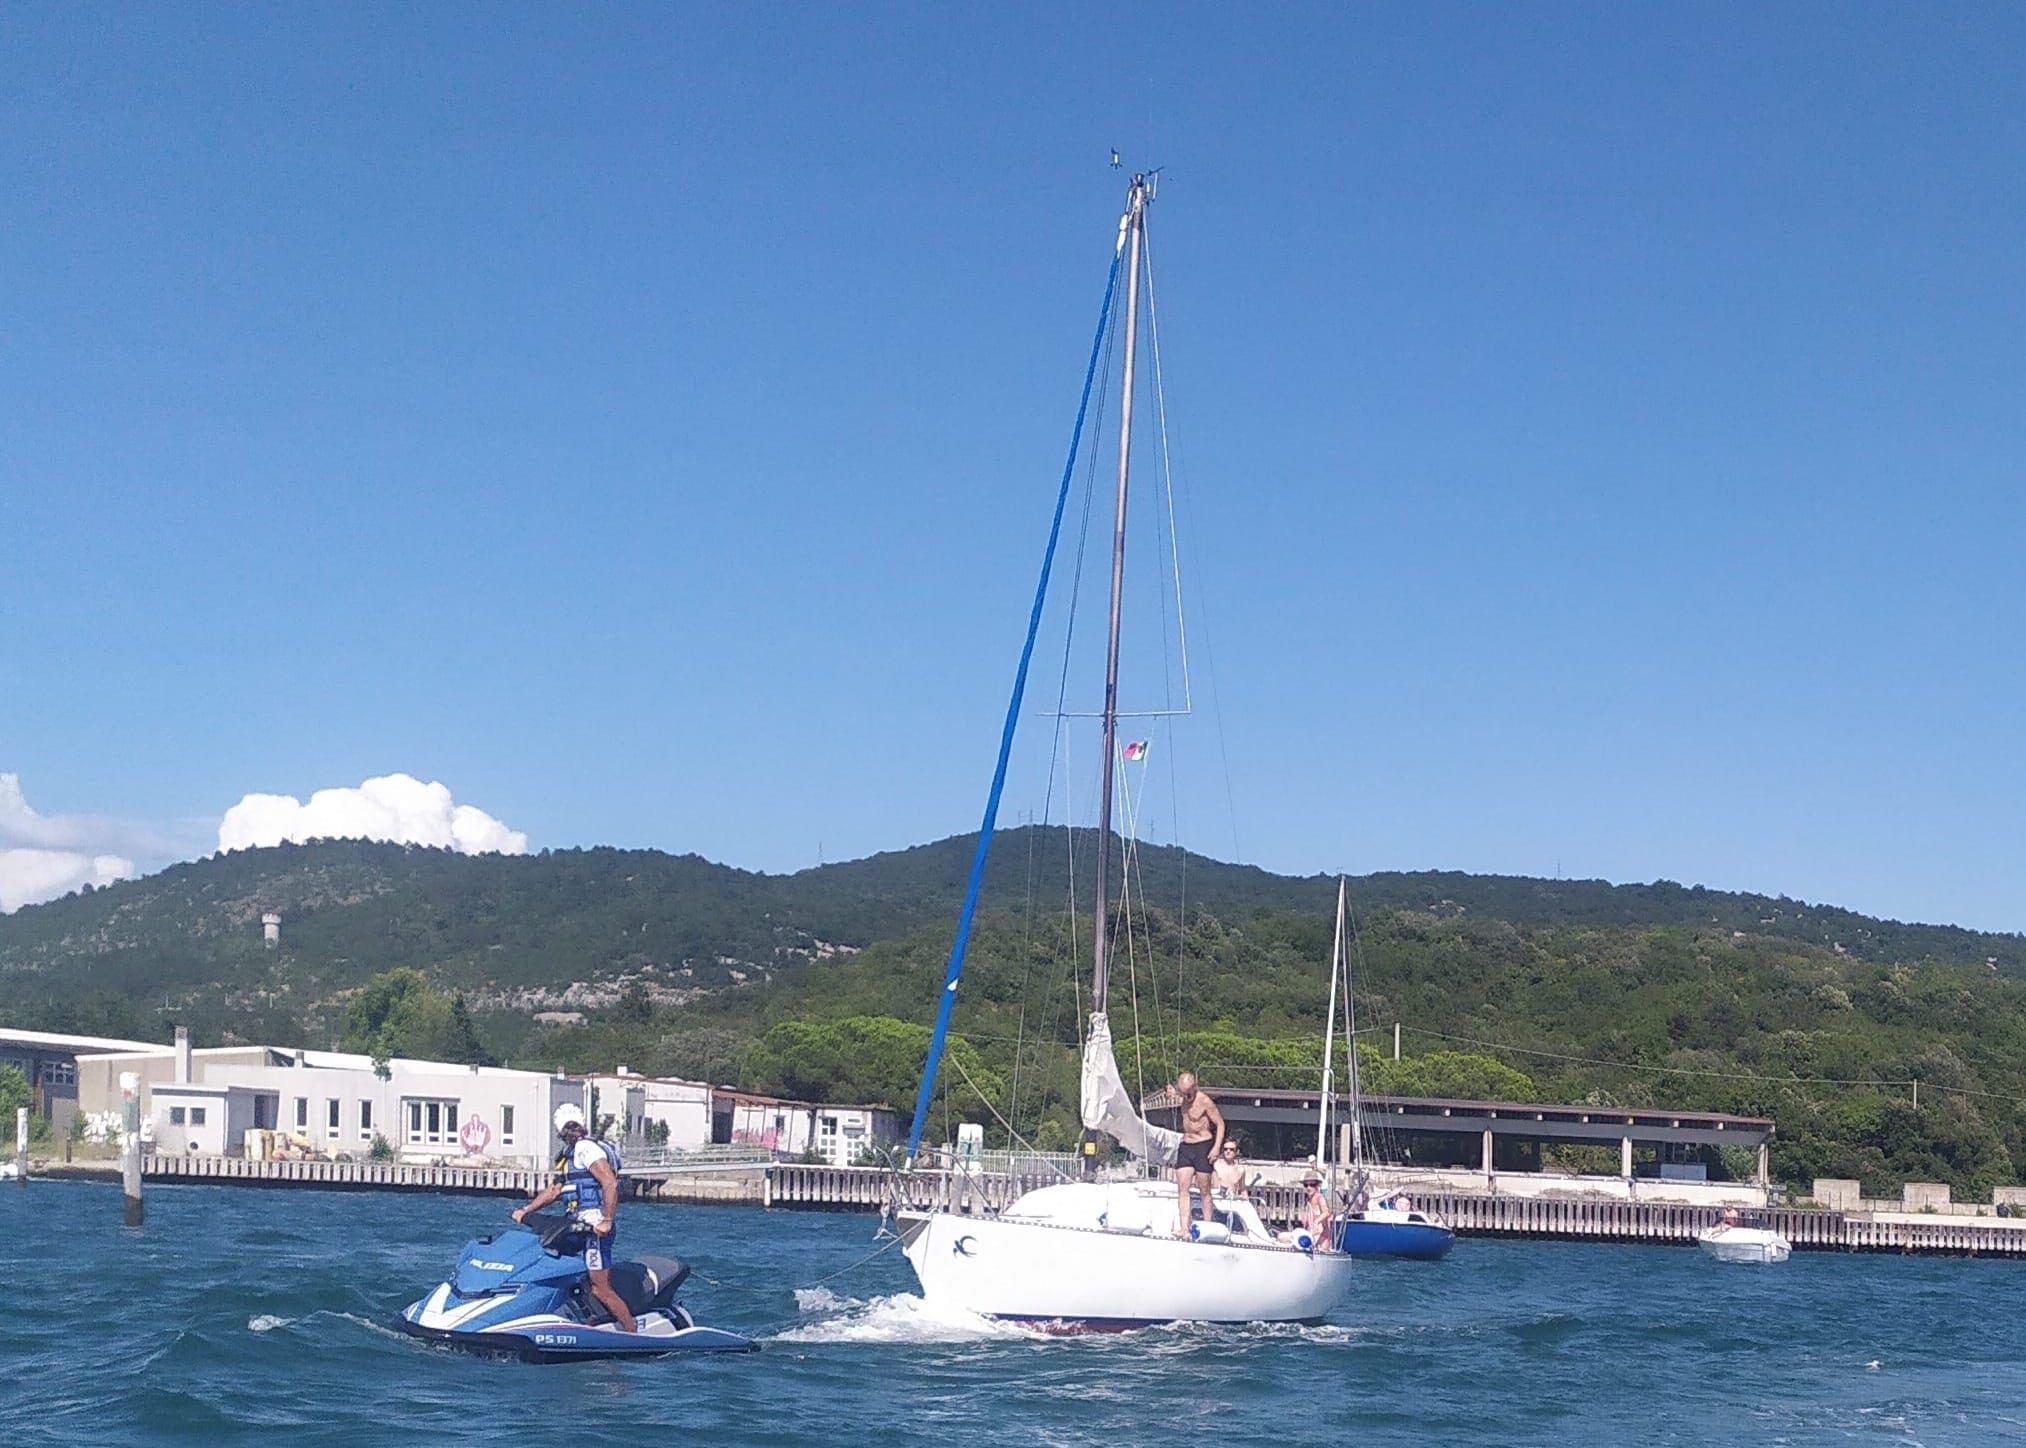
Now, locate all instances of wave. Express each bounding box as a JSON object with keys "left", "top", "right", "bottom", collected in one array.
[
  {"left": 774, "top": 1290, "right": 1370, "bottom": 1350},
  {"left": 774, "top": 1287, "right": 1031, "bottom": 1345}
]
